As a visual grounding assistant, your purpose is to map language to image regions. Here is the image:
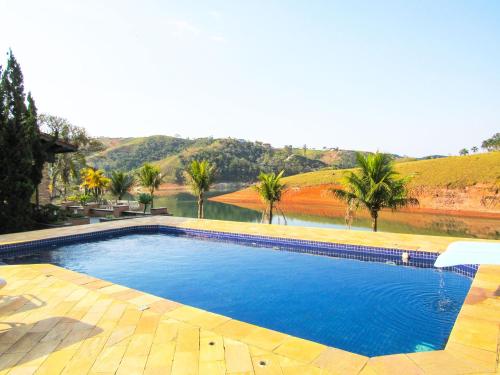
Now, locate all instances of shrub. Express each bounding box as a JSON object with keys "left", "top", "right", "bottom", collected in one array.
[
  {"left": 33, "top": 204, "right": 62, "bottom": 224},
  {"left": 138, "top": 193, "right": 153, "bottom": 213}
]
